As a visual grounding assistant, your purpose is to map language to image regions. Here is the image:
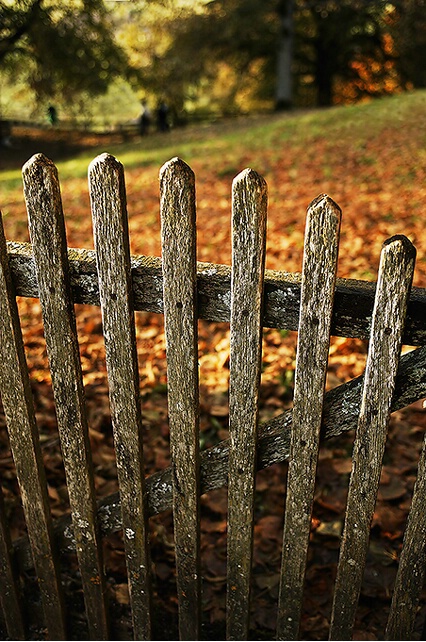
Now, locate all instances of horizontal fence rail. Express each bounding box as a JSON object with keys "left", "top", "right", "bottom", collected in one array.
[
  {"left": 1, "top": 152, "right": 426, "bottom": 641},
  {"left": 6, "top": 242, "right": 426, "bottom": 346}
]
